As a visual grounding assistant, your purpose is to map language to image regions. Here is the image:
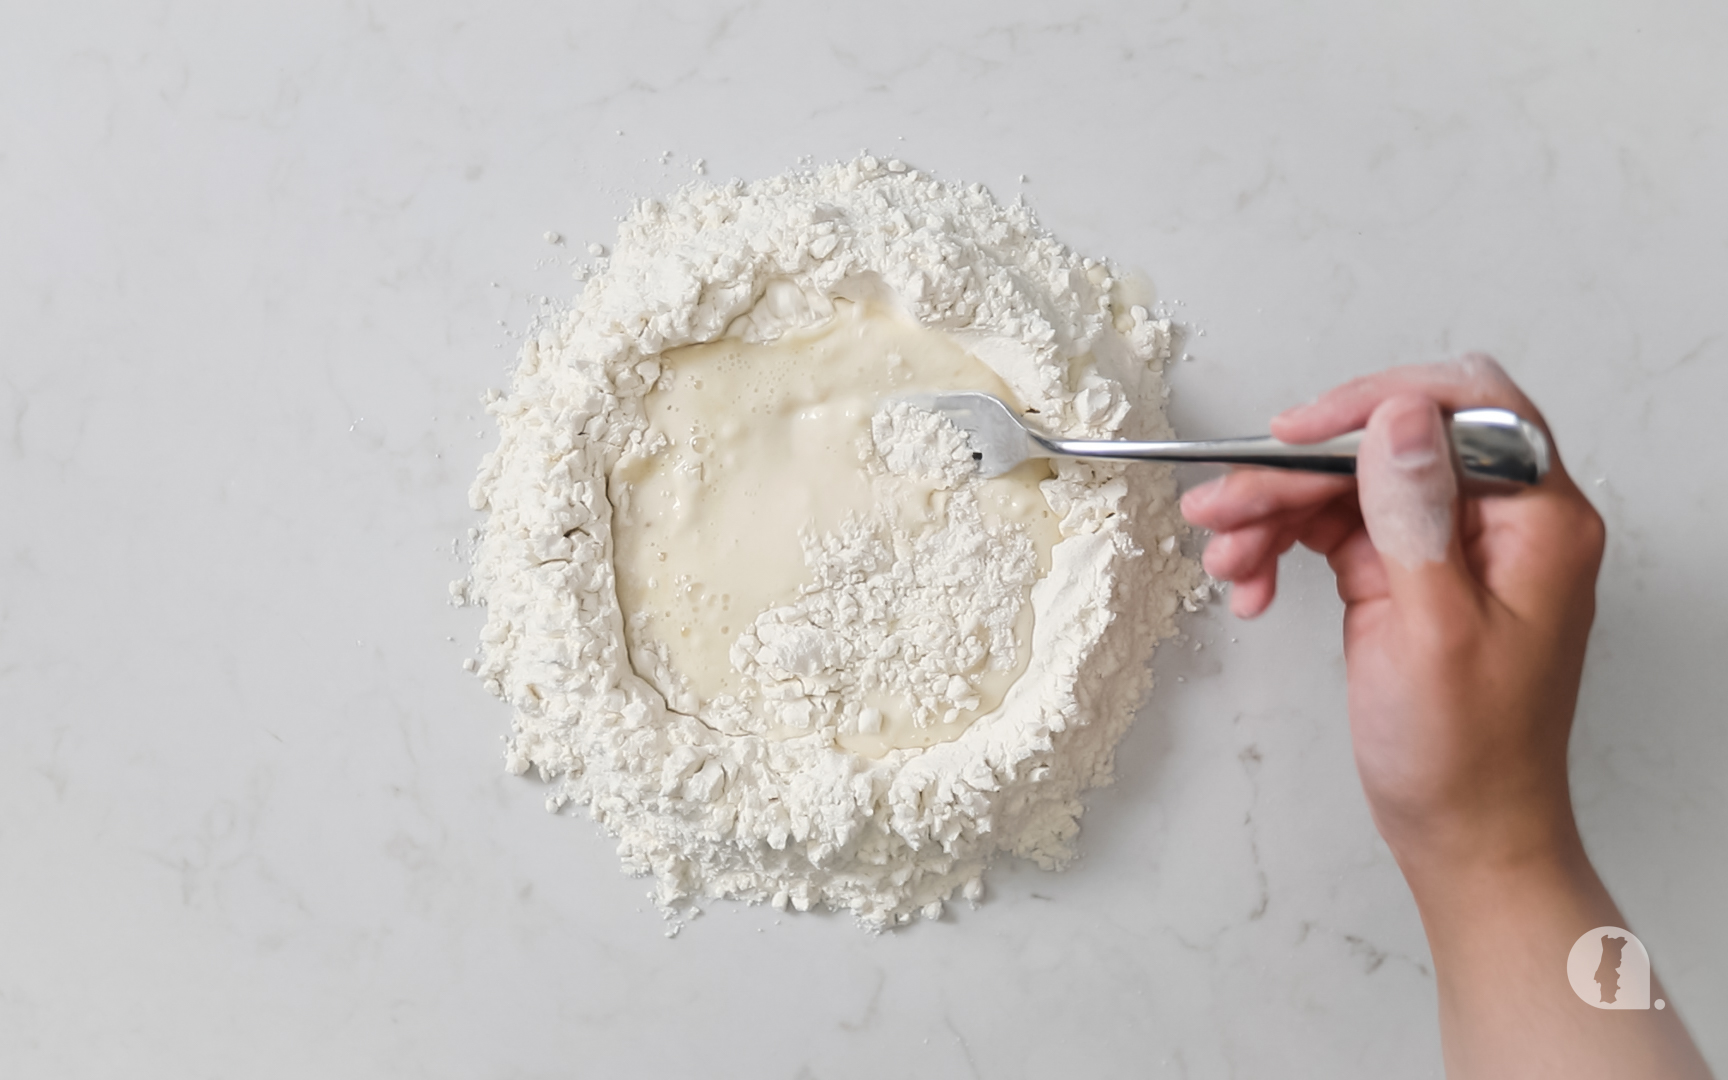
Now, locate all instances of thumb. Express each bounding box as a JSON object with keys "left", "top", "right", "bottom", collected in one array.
[{"left": 1357, "top": 394, "right": 1476, "bottom": 610}]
